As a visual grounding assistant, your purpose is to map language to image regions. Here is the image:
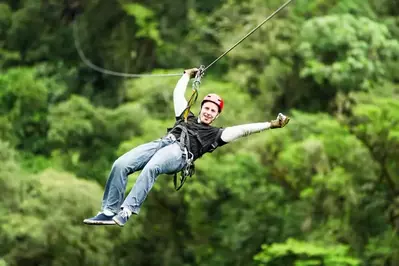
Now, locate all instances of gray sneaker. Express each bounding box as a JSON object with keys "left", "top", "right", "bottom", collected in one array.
[
  {"left": 83, "top": 212, "right": 116, "bottom": 225},
  {"left": 112, "top": 210, "right": 131, "bottom": 227}
]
